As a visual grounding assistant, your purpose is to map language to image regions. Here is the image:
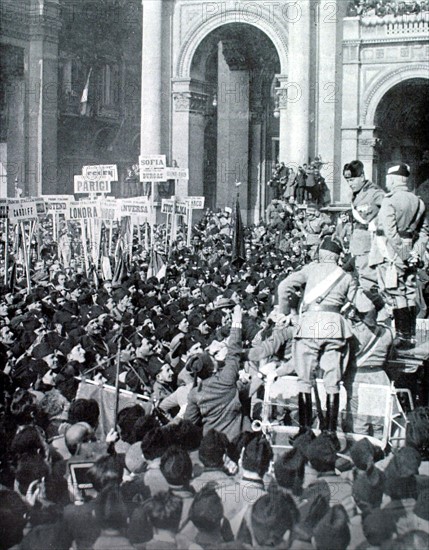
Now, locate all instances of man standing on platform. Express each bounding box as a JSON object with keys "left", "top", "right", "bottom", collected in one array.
[
  {"left": 369, "top": 163, "right": 428, "bottom": 349},
  {"left": 343, "top": 160, "right": 385, "bottom": 292},
  {"left": 277, "top": 237, "right": 373, "bottom": 433}
]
